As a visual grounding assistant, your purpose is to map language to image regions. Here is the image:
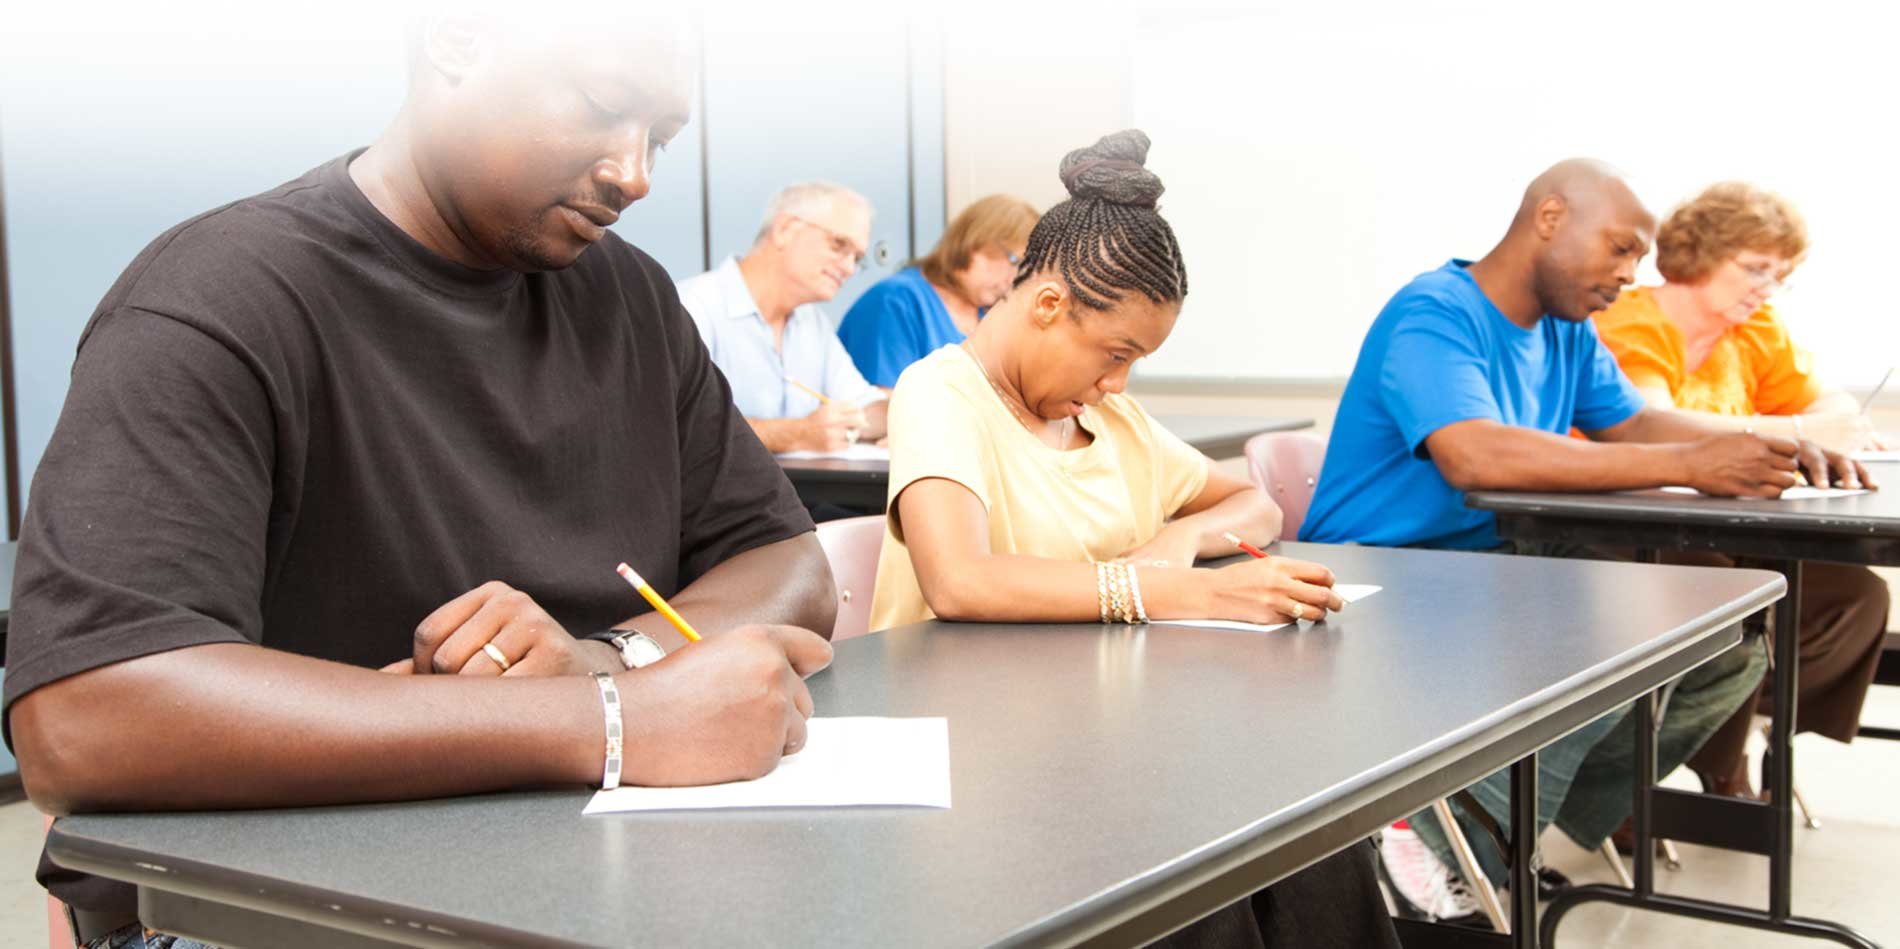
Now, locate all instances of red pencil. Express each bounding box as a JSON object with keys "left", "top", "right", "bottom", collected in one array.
[{"left": 1221, "top": 531, "right": 1269, "bottom": 559}]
